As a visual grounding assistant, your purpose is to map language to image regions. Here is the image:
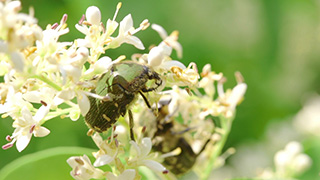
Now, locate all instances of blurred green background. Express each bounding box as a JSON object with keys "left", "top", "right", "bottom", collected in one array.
[{"left": 1, "top": 0, "right": 320, "bottom": 179}]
